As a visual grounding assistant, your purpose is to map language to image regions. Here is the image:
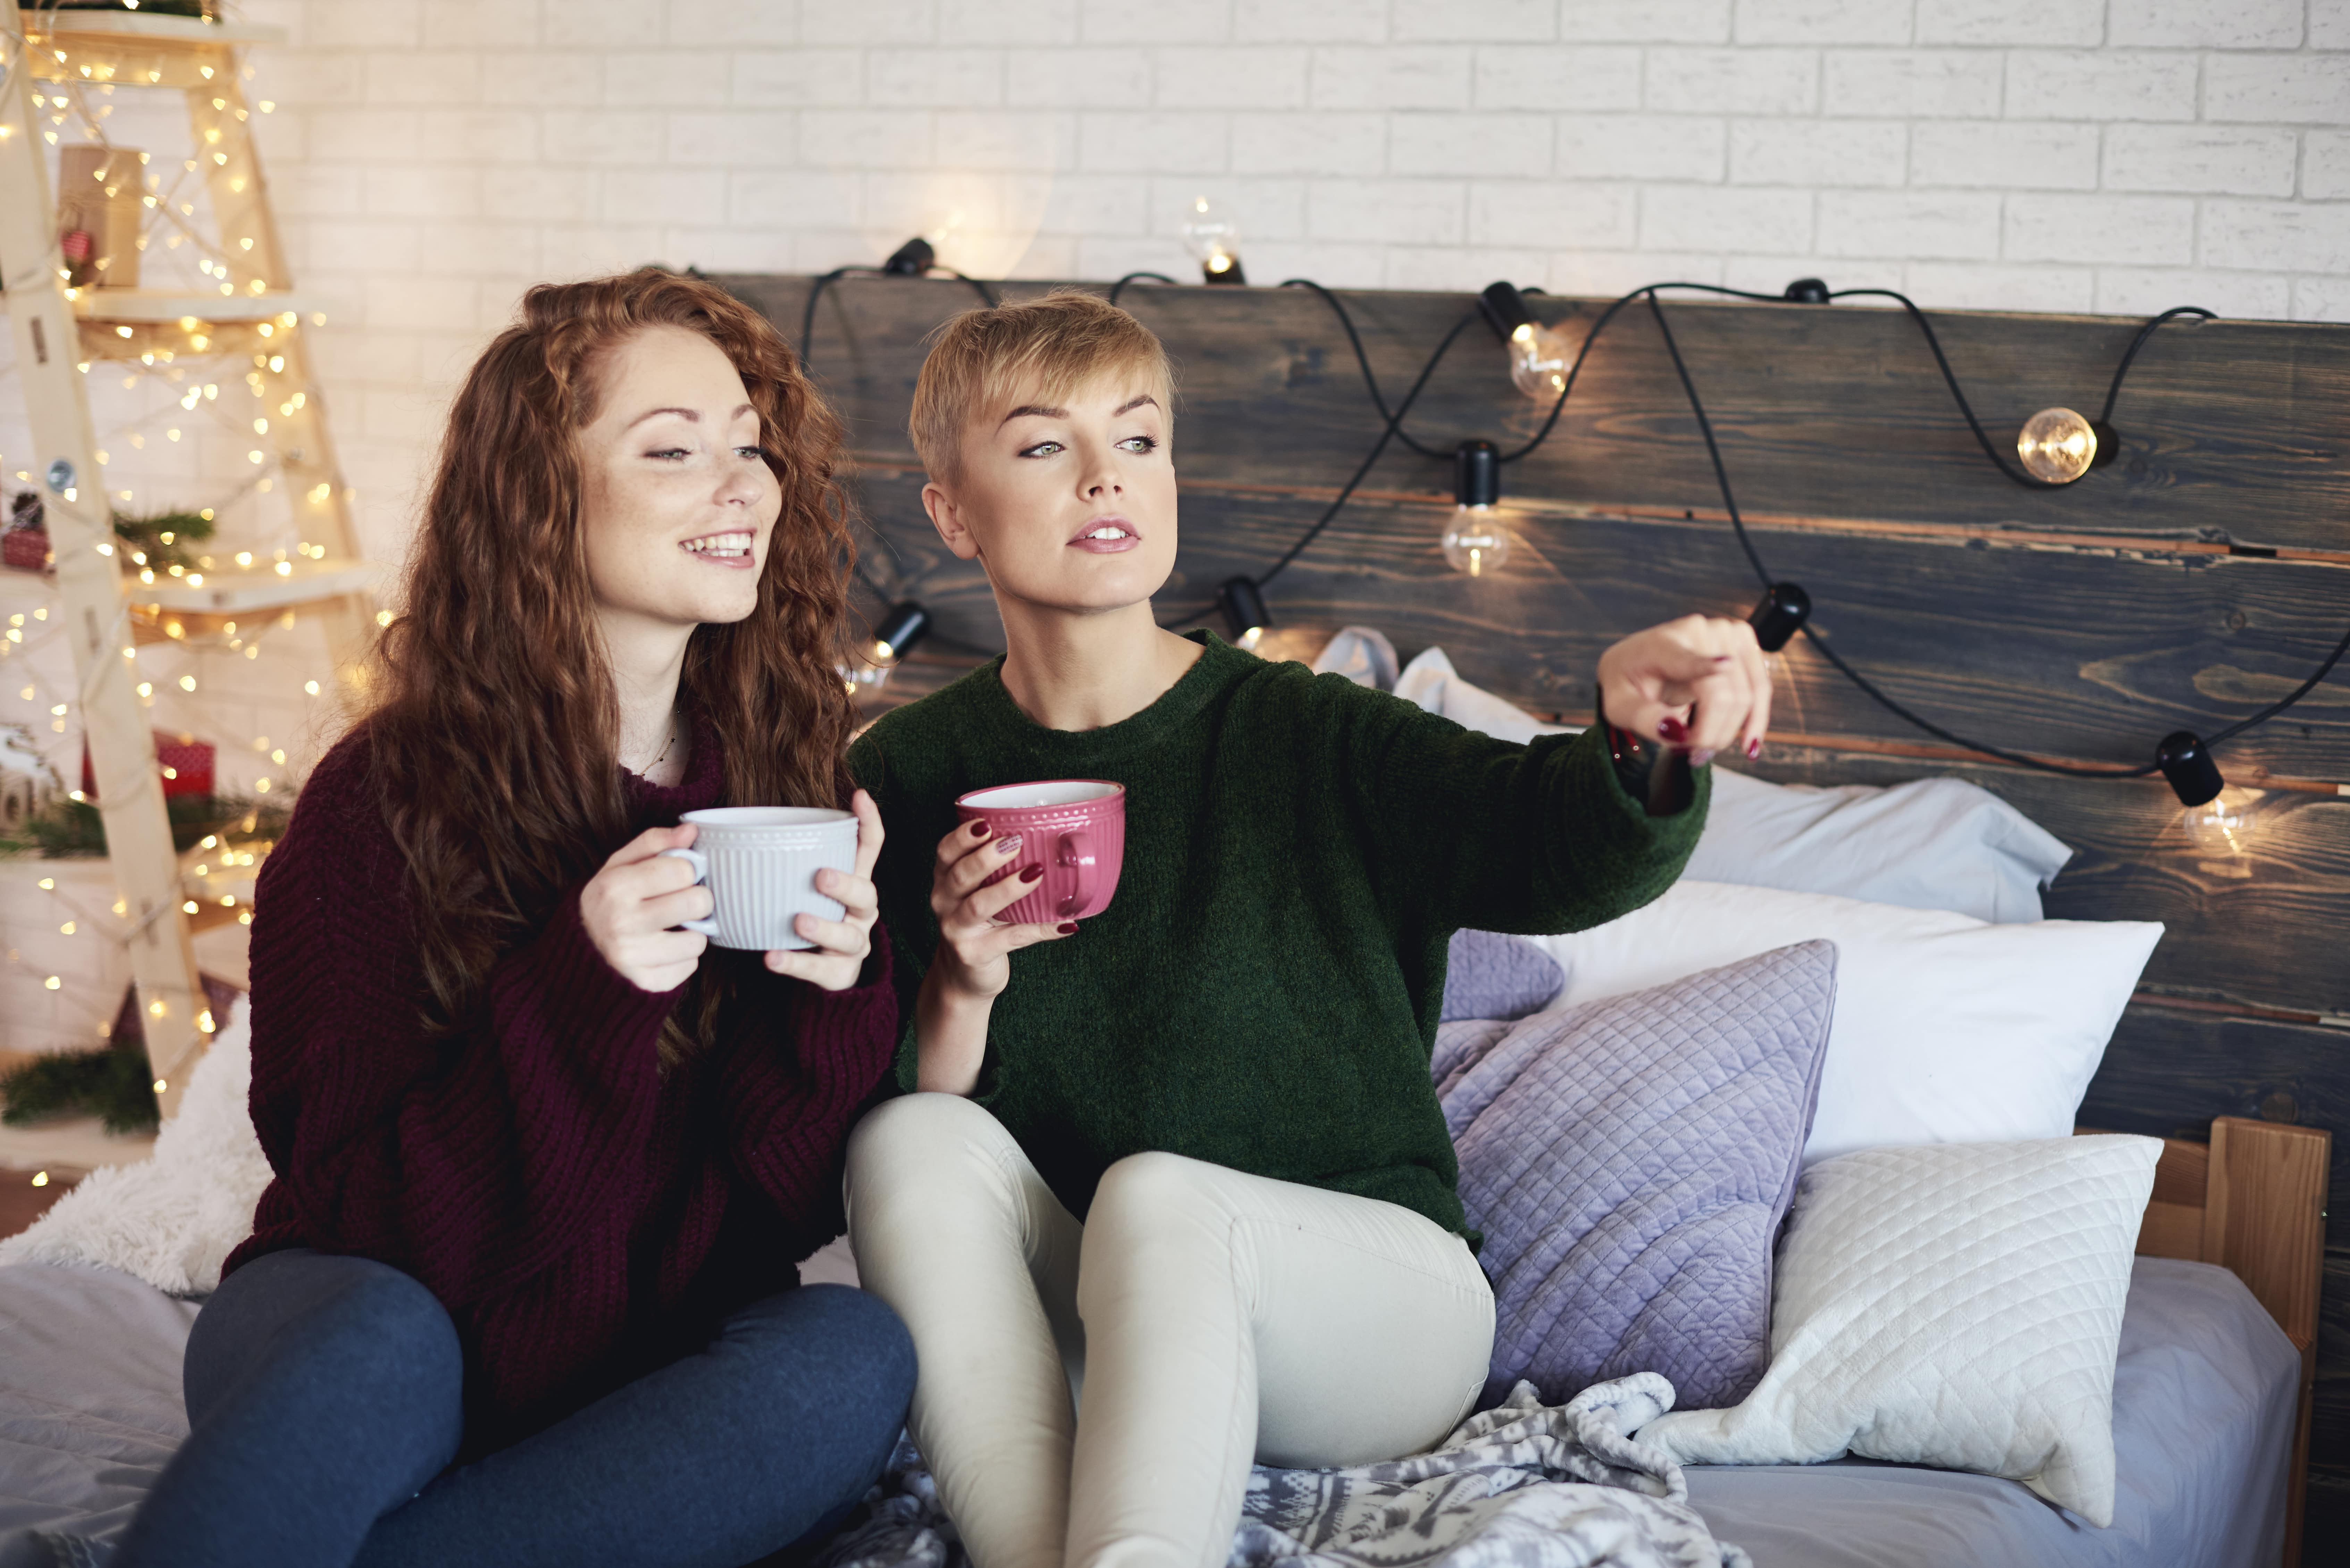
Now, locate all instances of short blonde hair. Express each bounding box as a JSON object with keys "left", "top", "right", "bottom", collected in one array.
[{"left": 909, "top": 289, "right": 1174, "bottom": 483}]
